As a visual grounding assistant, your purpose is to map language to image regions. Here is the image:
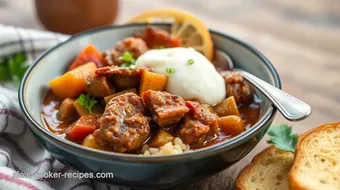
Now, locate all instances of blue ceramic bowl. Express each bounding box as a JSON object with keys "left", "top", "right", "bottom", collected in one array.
[{"left": 19, "top": 24, "right": 281, "bottom": 189}]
